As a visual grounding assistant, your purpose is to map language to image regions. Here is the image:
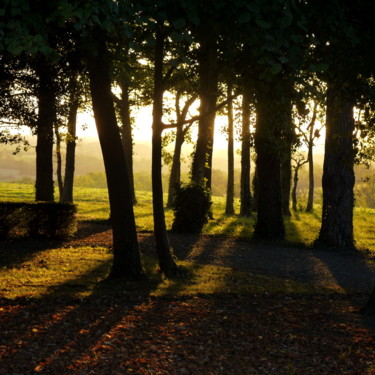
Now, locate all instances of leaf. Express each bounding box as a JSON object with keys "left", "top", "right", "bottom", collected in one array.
[
  {"left": 238, "top": 12, "right": 251, "bottom": 24},
  {"left": 269, "top": 63, "right": 282, "bottom": 75},
  {"left": 256, "top": 19, "right": 271, "bottom": 29},
  {"left": 173, "top": 18, "right": 186, "bottom": 29}
]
